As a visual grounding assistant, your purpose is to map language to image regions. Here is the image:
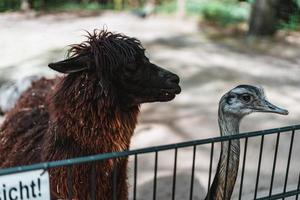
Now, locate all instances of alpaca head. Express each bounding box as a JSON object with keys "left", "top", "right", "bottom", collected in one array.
[{"left": 48, "top": 30, "right": 181, "bottom": 106}]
